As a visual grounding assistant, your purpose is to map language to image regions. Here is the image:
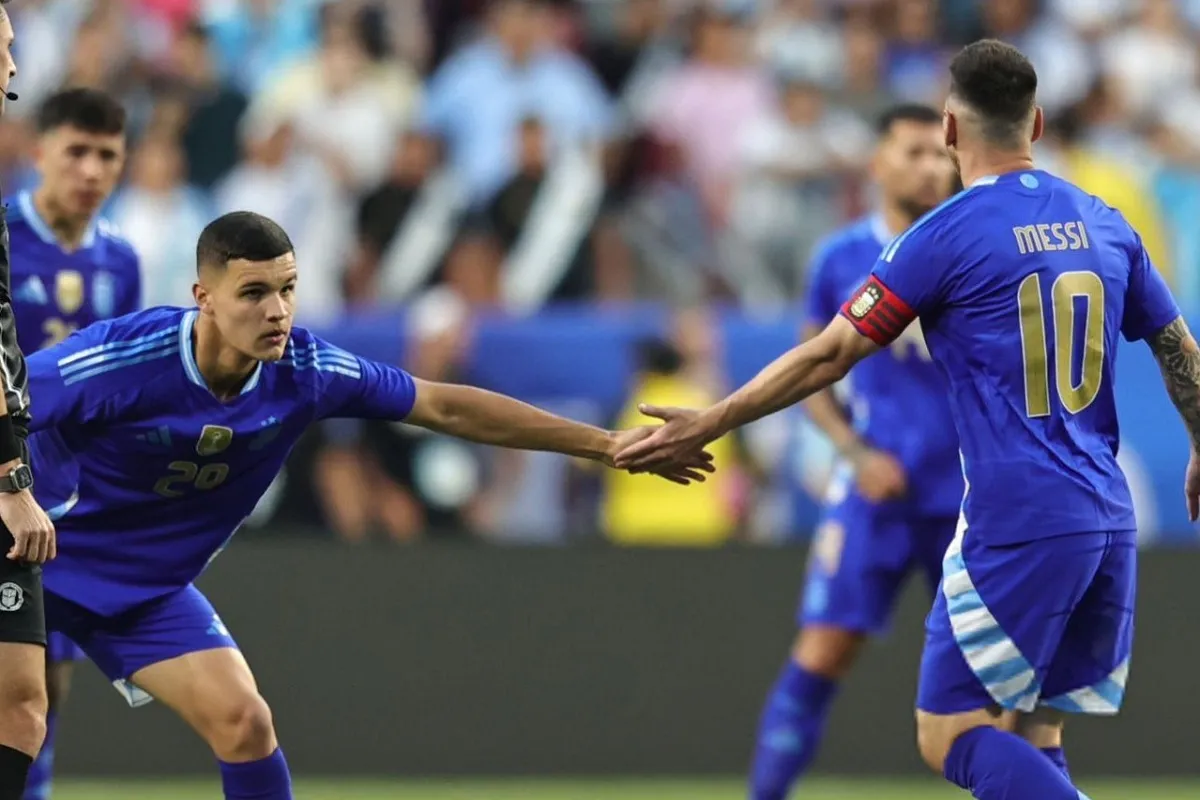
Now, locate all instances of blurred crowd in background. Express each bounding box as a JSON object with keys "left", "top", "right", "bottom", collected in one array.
[{"left": 4, "top": 0, "right": 1197, "bottom": 545}]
